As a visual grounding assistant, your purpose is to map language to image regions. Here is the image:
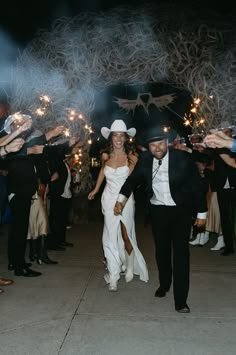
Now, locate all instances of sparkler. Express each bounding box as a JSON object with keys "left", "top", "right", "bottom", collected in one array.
[{"left": 34, "top": 94, "right": 52, "bottom": 117}]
